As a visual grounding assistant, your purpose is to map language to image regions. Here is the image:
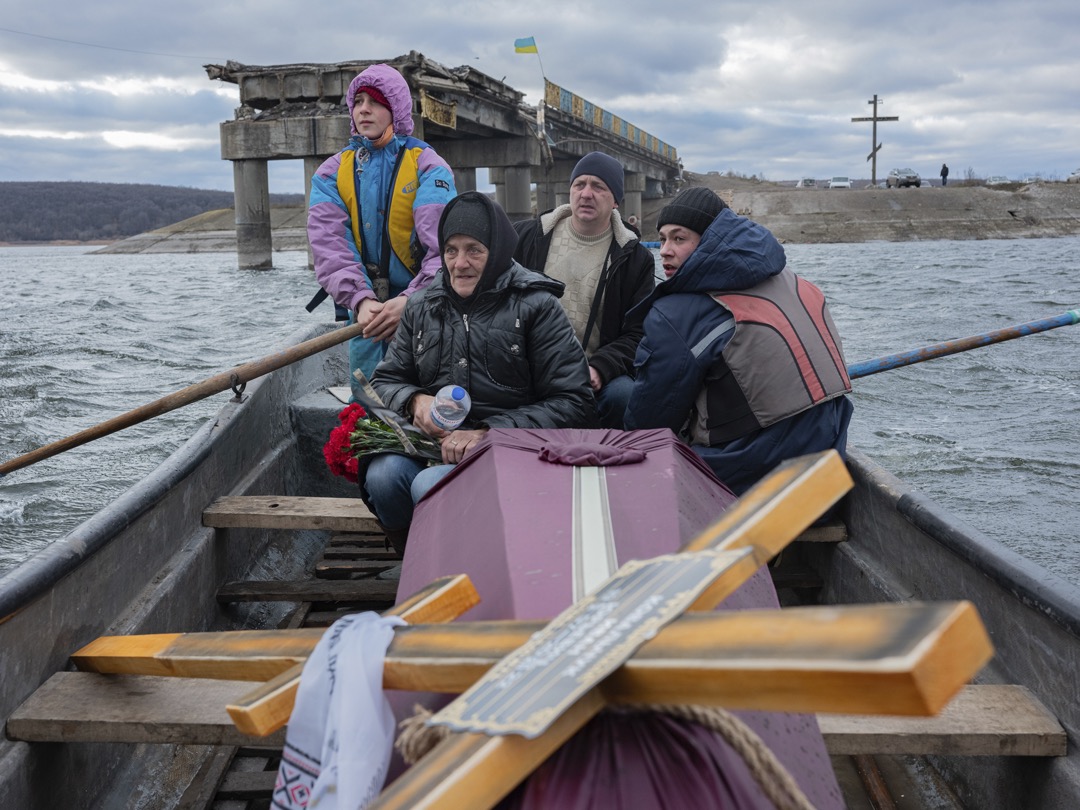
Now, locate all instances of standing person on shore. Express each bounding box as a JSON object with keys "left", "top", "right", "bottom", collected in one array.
[
  {"left": 363, "top": 192, "right": 595, "bottom": 552},
  {"left": 941, "top": 163, "right": 950, "bottom": 186},
  {"left": 307, "top": 64, "right": 456, "bottom": 402},
  {"left": 624, "top": 186, "right": 854, "bottom": 495},
  {"left": 512, "top": 152, "right": 655, "bottom": 428}
]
